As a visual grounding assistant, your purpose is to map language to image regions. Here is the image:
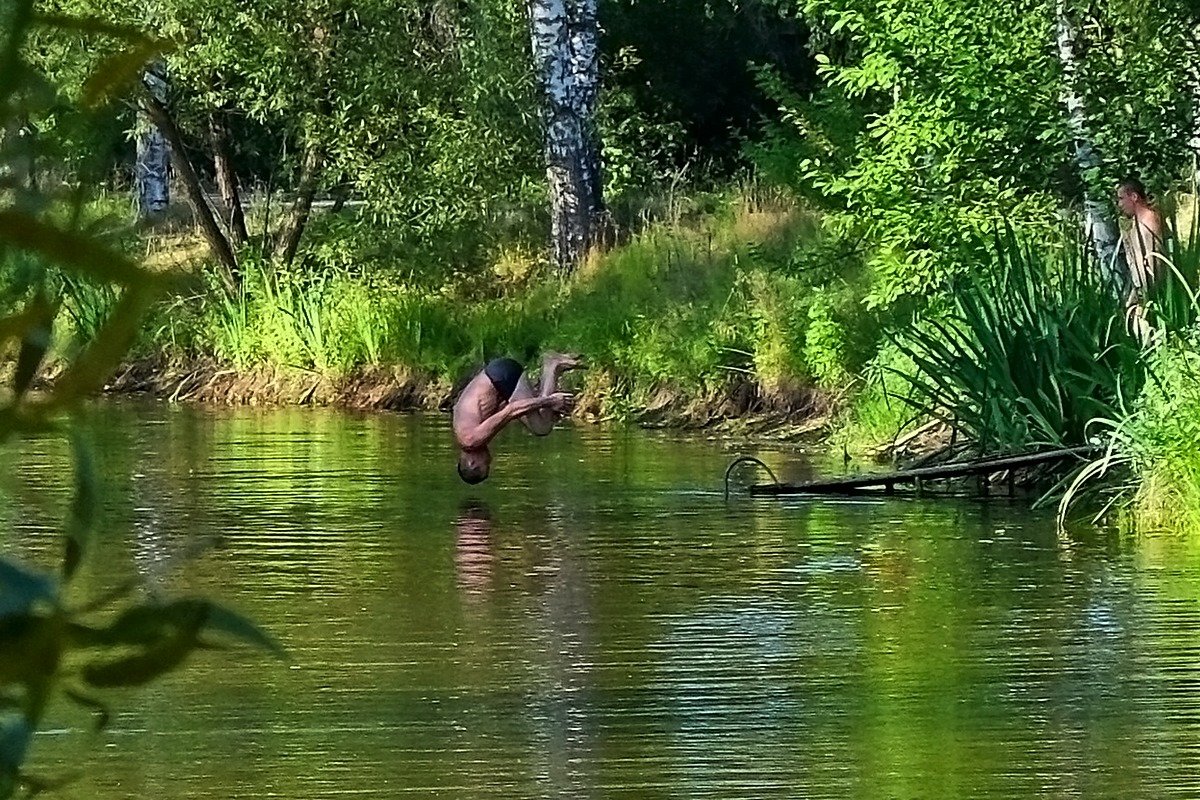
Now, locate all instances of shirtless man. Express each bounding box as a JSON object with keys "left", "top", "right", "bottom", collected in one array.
[
  {"left": 453, "top": 353, "right": 583, "bottom": 484},
  {"left": 1116, "top": 177, "right": 1165, "bottom": 340},
  {"left": 1113, "top": 181, "right": 1161, "bottom": 311}
]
